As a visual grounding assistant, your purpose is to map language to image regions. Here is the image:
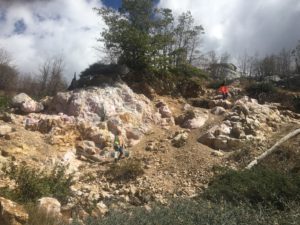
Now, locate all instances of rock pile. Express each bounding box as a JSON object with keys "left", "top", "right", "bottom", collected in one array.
[{"left": 199, "top": 96, "right": 291, "bottom": 151}]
